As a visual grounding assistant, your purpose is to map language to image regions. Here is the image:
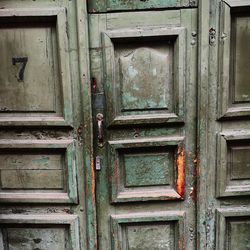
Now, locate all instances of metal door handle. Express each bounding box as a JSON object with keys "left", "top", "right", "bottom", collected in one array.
[{"left": 96, "top": 113, "right": 104, "bottom": 147}]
